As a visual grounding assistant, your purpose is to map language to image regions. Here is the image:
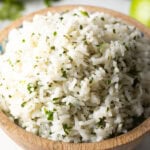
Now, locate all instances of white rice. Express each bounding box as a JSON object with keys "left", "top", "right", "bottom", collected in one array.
[{"left": 0, "top": 8, "right": 150, "bottom": 143}]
